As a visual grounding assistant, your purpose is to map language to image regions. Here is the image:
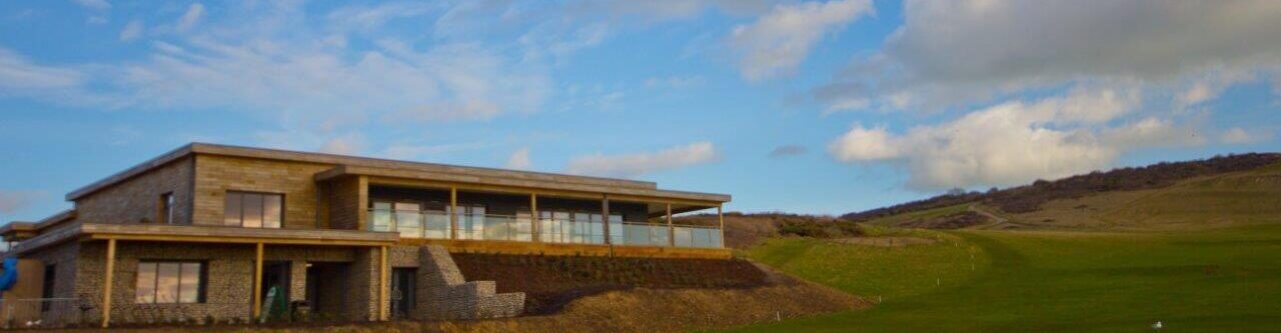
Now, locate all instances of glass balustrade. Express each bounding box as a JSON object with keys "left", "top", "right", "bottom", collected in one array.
[{"left": 367, "top": 209, "right": 722, "bottom": 248}]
